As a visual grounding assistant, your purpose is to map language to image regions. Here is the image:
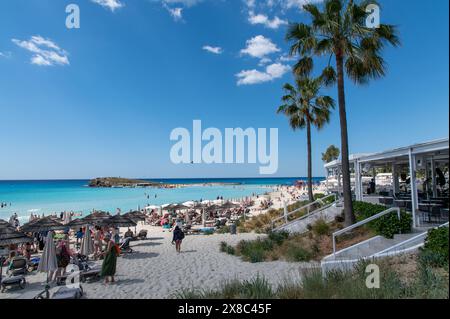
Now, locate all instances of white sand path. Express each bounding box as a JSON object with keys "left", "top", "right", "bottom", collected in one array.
[{"left": 1, "top": 226, "right": 318, "bottom": 299}]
